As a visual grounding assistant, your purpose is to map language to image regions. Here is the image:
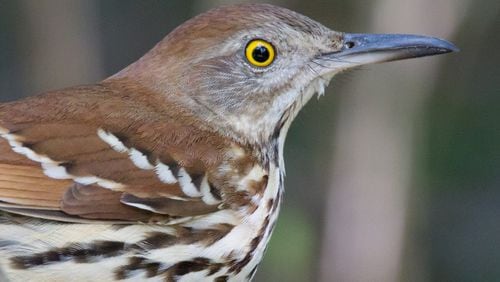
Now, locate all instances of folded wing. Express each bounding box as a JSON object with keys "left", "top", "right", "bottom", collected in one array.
[{"left": 0, "top": 83, "right": 234, "bottom": 223}]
